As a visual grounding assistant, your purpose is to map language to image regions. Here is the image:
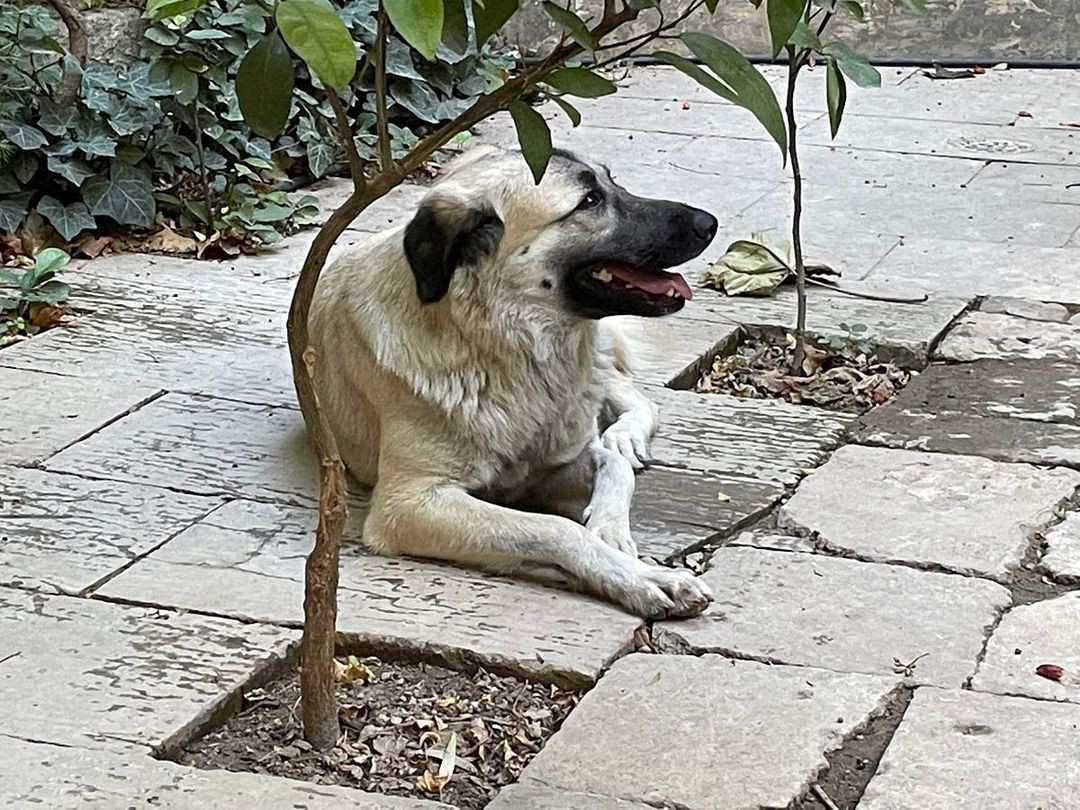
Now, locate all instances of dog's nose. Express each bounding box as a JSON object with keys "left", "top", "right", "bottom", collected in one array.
[{"left": 691, "top": 209, "right": 718, "bottom": 242}]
